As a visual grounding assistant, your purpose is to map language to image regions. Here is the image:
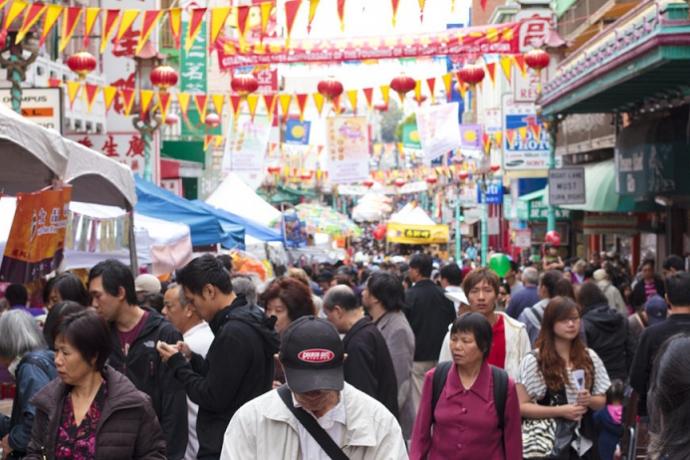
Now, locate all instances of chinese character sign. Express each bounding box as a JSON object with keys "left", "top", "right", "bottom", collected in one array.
[
  {"left": 71, "top": 134, "right": 146, "bottom": 173},
  {"left": 325, "top": 116, "right": 370, "bottom": 185},
  {"left": 1, "top": 187, "right": 72, "bottom": 283},
  {"left": 416, "top": 102, "right": 462, "bottom": 164},
  {"left": 223, "top": 114, "right": 271, "bottom": 173}
]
